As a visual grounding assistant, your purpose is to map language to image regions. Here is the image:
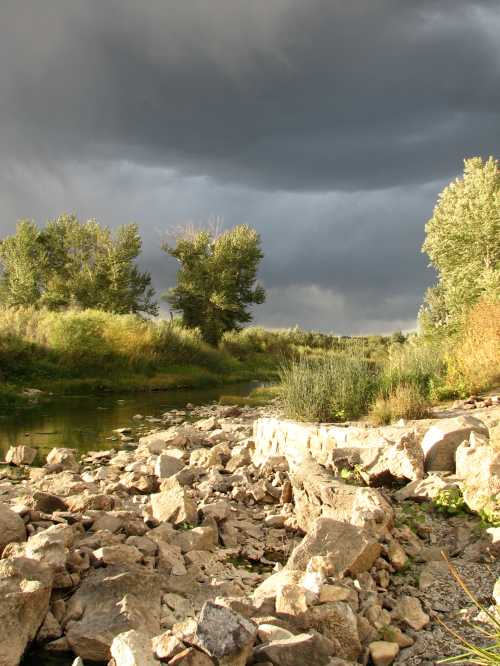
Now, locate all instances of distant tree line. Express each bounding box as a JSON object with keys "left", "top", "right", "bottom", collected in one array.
[{"left": 0, "top": 216, "right": 266, "bottom": 344}]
